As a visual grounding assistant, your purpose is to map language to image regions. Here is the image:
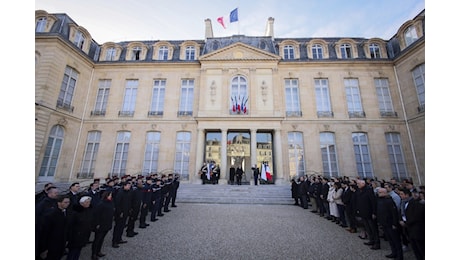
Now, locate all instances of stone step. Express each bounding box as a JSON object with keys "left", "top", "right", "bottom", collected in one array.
[{"left": 175, "top": 183, "right": 293, "bottom": 205}]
